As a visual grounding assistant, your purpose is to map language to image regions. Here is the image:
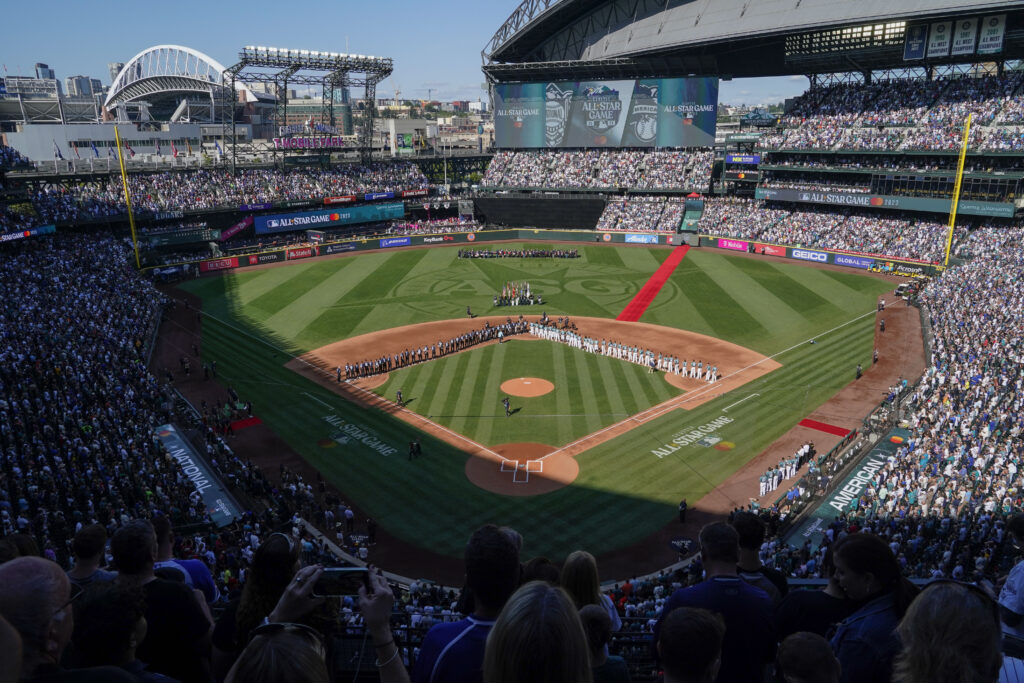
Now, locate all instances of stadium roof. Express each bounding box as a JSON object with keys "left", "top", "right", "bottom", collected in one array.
[{"left": 484, "top": 0, "right": 1024, "bottom": 80}]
